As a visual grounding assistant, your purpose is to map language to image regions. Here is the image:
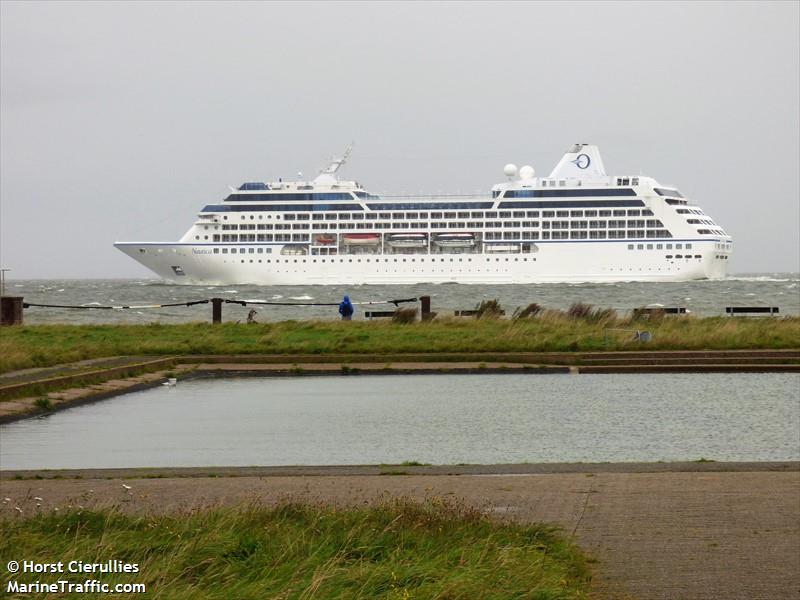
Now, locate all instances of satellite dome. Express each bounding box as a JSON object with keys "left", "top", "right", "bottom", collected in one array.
[
  {"left": 503, "top": 164, "right": 518, "bottom": 178},
  {"left": 519, "top": 165, "right": 535, "bottom": 180}
]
